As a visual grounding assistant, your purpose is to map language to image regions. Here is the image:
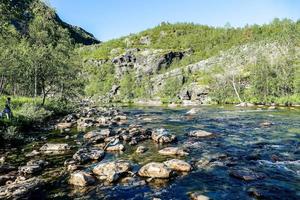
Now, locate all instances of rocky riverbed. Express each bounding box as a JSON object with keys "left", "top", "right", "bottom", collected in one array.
[{"left": 0, "top": 105, "right": 300, "bottom": 199}]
